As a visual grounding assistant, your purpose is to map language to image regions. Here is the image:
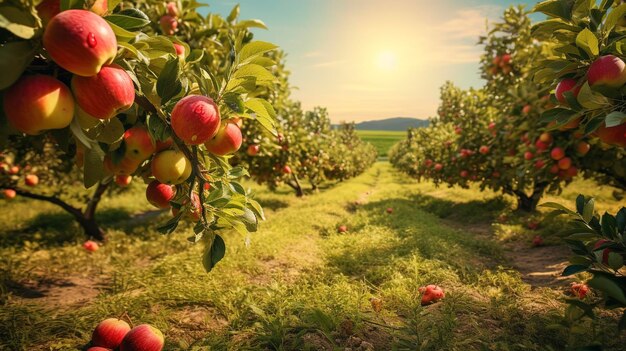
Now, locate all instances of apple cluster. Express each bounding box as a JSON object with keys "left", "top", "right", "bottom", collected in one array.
[
  {"left": 0, "top": 154, "right": 40, "bottom": 200},
  {"left": 487, "top": 53, "right": 513, "bottom": 76},
  {"left": 87, "top": 318, "right": 164, "bottom": 351}
]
